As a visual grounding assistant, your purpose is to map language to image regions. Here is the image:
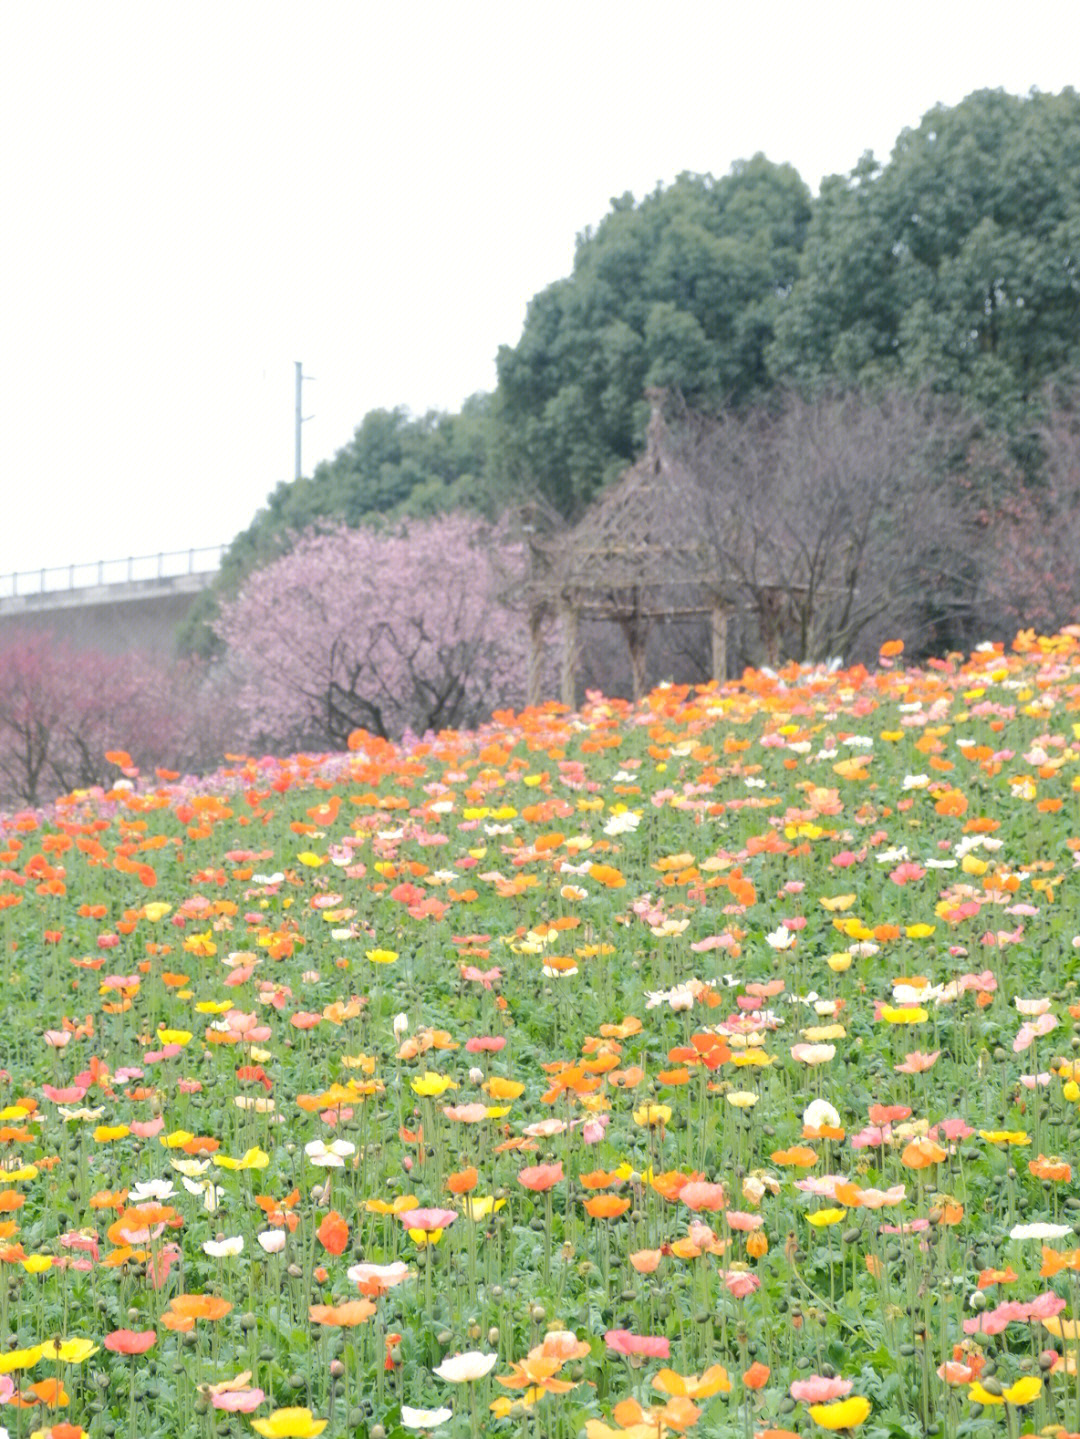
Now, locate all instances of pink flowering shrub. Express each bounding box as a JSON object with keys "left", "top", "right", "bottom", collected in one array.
[
  {"left": 0, "top": 630, "right": 191, "bottom": 805},
  {"left": 215, "top": 515, "right": 550, "bottom": 745}
]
